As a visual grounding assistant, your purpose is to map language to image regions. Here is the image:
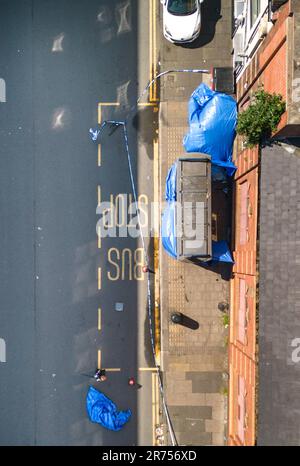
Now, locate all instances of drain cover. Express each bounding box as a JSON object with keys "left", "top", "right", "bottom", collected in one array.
[{"left": 115, "top": 302, "right": 124, "bottom": 312}]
